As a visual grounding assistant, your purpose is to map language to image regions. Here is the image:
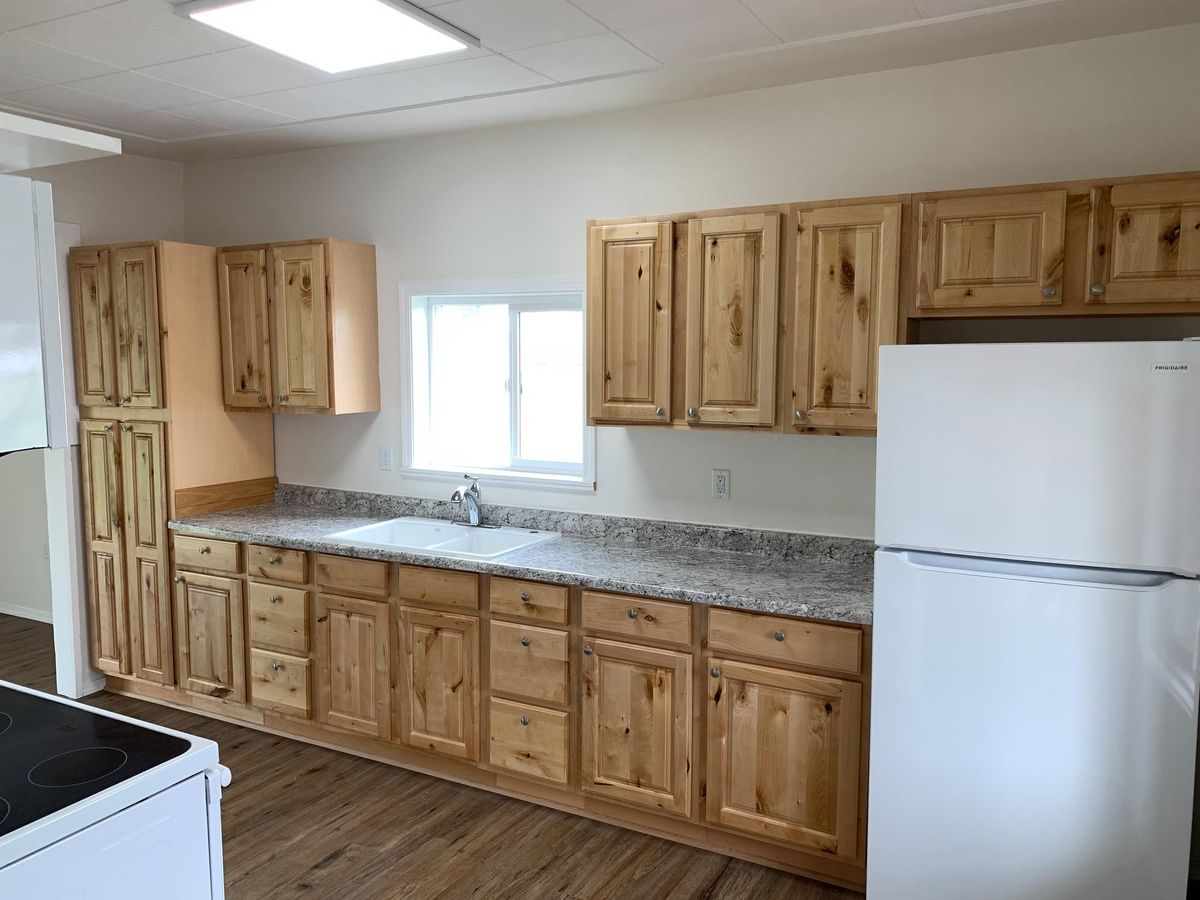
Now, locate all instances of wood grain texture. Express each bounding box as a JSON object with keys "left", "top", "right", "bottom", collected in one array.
[
  {"left": 489, "top": 620, "right": 569, "bottom": 705},
  {"left": 397, "top": 606, "right": 480, "bottom": 760},
  {"left": 247, "top": 544, "right": 307, "bottom": 583},
  {"left": 79, "top": 419, "right": 129, "bottom": 675},
  {"left": 396, "top": 563, "right": 479, "bottom": 609},
  {"left": 111, "top": 245, "right": 163, "bottom": 409},
  {"left": 488, "top": 696, "right": 570, "bottom": 785},
  {"left": 326, "top": 238, "right": 381, "bottom": 415},
  {"left": 315, "top": 592, "right": 391, "bottom": 739},
  {"left": 249, "top": 648, "right": 311, "bottom": 718},
  {"left": 68, "top": 247, "right": 116, "bottom": 408},
  {"left": 217, "top": 247, "right": 272, "bottom": 410},
  {"left": 247, "top": 581, "right": 309, "bottom": 655},
  {"left": 315, "top": 553, "right": 389, "bottom": 597},
  {"left": 489, "top": 576, "right": 569, "bottom": 623},
  {"left": 581, "top": 590, "right": 692, "bottom": 646},
  {"left": 707, "top": 607, "right": 862, "bottom": 676},
  {"left": 173, "top": 533, "right": 241, "bottom": 574},
  {"left": 172, "top": 477, "right": 278, "bottom": 519},
  {"left": 174, "top": 571, "right": 246, "bottom": 703},
  {"left": 270, "top": 241, "right": 330, "bottom": 410}
]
